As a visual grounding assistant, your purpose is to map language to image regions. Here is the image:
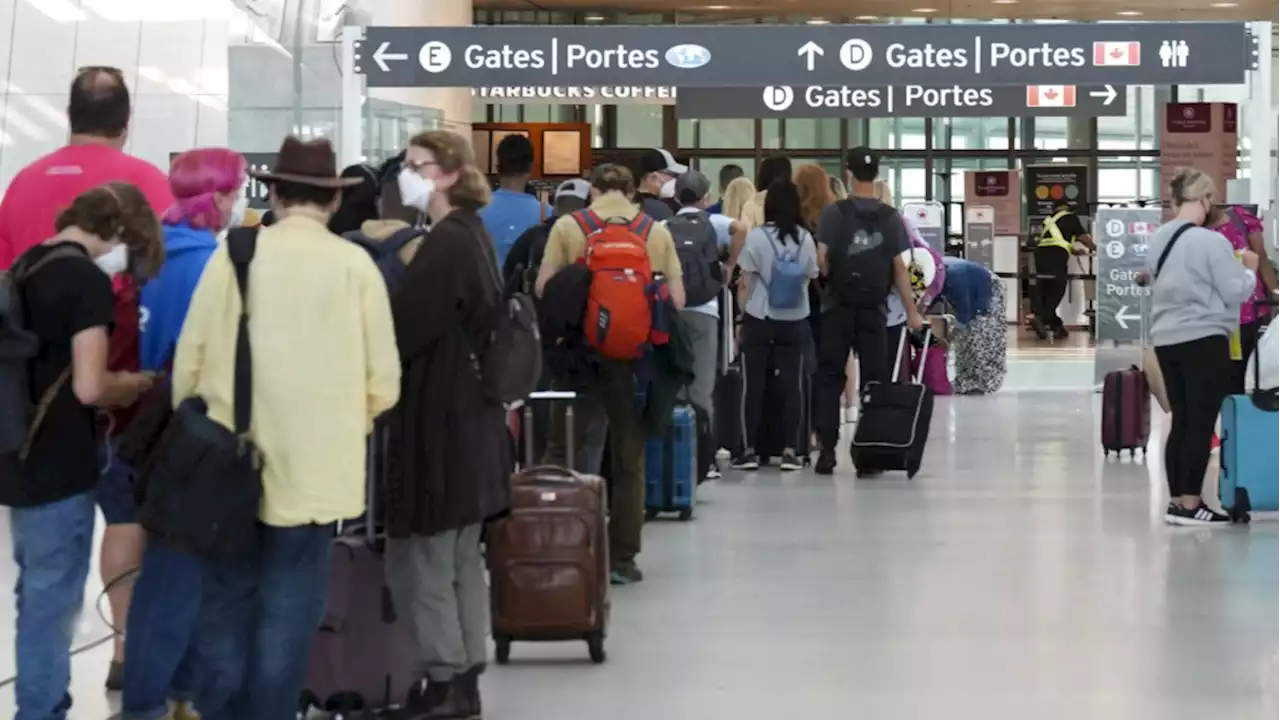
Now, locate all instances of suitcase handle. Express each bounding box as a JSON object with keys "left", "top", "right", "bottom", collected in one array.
[{"left": 521, "top": 392, "right": 578, "bottom": 469}]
